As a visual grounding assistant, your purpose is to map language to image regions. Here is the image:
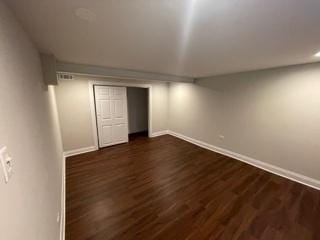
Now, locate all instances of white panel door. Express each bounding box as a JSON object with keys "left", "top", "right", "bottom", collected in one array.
[{"left": 94, "top": 86, "right": 128, "bottom": 148}]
